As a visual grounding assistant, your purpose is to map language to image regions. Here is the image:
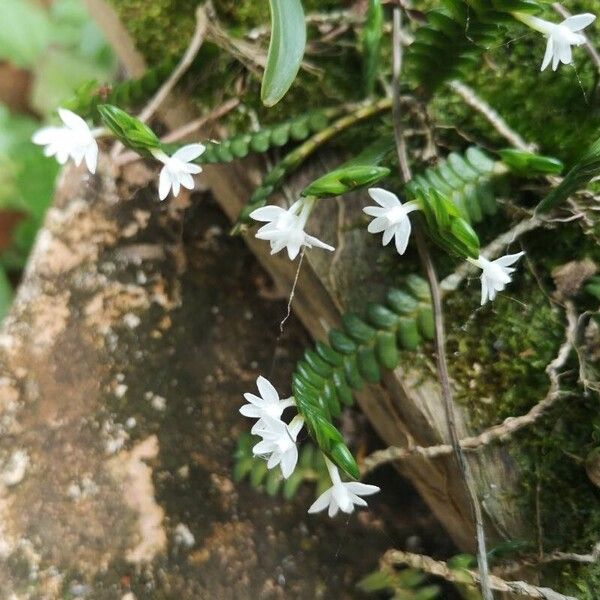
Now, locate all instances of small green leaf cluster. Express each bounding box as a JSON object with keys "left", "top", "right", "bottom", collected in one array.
[
  {"left": 65, "top": 57, "right": 176, "bottom": 119},
  {"left": 358, "top": 568, "right": 440, "bottom": 600},
  {"left": 233, "top": 433, "right": 331, "bottom": 499},
  {"left": 293, "top": 277, "right": 434, "bottom": 479},
  {"left": 407, "top": 147, "right": 499, "bottom": 225},
  {"left": 98, "top": 104, "right": 160, "bottom": 155},
  {"left": 407, "top": 0, "right": 549, "bottom": 93}
]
